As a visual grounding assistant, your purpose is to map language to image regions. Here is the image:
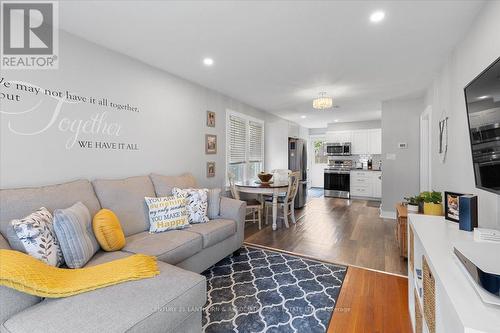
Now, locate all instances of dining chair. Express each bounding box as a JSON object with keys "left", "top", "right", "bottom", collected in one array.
[
  {"left": 264, "top": 171, "right": 300, "bottom": 228},
  {"left": 228, "top": 172, "right": 263, "bottom": 229}
]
